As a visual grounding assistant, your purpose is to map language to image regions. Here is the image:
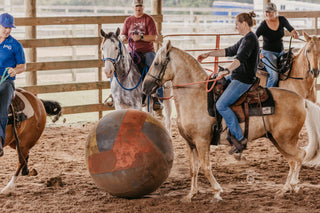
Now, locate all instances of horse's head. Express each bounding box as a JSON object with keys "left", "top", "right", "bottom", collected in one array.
[
  {"left": 303, "top": 32, "right": 320, "bottom": 78},
  {"left": 101, "top": 28, "right": 122, "bottom": 78},
  {"left": 143, "top": 40, "right": 173, "bottom": 95}
]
